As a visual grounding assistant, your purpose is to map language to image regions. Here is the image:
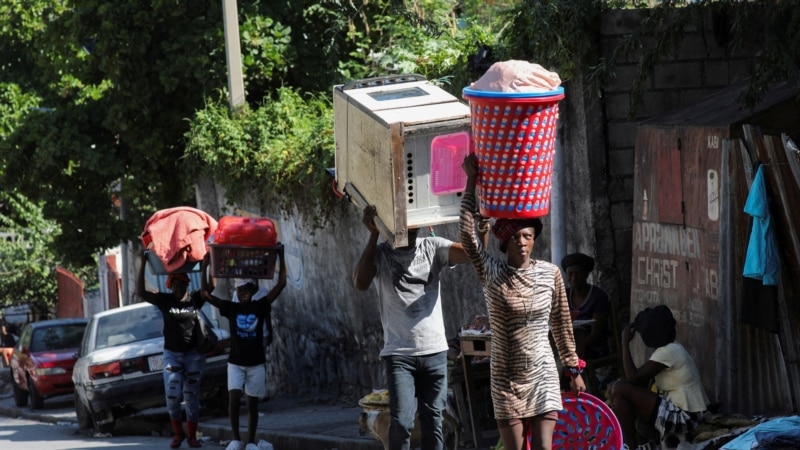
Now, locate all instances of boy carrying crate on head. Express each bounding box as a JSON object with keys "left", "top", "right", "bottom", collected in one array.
[{"left": 201, "top": 247, "right": 286, "bottom": 450}]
